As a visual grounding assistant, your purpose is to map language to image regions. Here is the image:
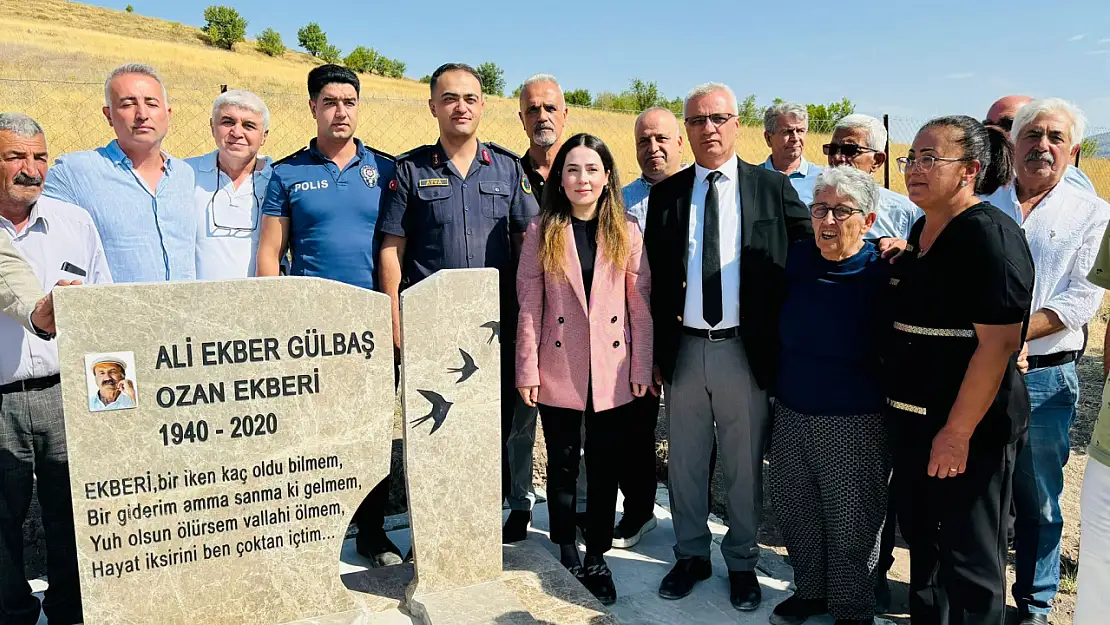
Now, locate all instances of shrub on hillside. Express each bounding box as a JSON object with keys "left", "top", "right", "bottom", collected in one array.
[
  {"left": 125, "top": 5, "right": 134, "bottom": 12},
  {"left": 419, "top": 75, "right": 432, "bottom": 84},
  {"left": 319, "top": 44, "right": 342, "bottom": 64},
  {"left": 202, "top": 5, "right": 247, "bottom": 51},
  {"left": 476, "top": 62, "right": 505, "bottom": 97},
  {"left": 344, "top": 46, "right": 378, "bottom": 73},
  {"left": 386, "top": 59, "right": 406, "bottom": 79},
  {"left": 256, "top": 28, "right": 285, "bottom": 57},
  {"left": 297, "top": 22, "right": 328, "bottom": 57},
  {"left": 565, "top": 89, "right": 591, "bottom": 107}
]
